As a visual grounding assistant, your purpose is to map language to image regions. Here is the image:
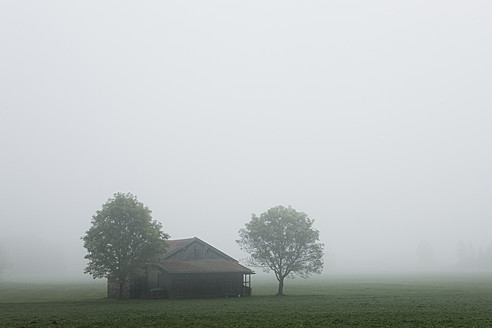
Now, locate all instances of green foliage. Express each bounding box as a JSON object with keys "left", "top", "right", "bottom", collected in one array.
[
  {"left": 82, "top": 193, "right": 168, "bottom": 297},
  {"left": 237, "top": 205, "right": 324, "bottom": 295},
  {"left": 3, "top": 275, "right": 492, "bottom": 327}
]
